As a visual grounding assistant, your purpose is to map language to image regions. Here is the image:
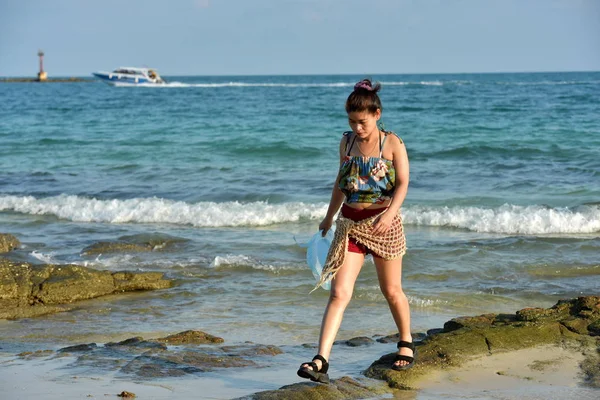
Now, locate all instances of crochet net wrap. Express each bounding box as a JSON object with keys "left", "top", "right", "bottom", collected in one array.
[{"left": 313, "top": 210, "right": 406, "bottom": 292}]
